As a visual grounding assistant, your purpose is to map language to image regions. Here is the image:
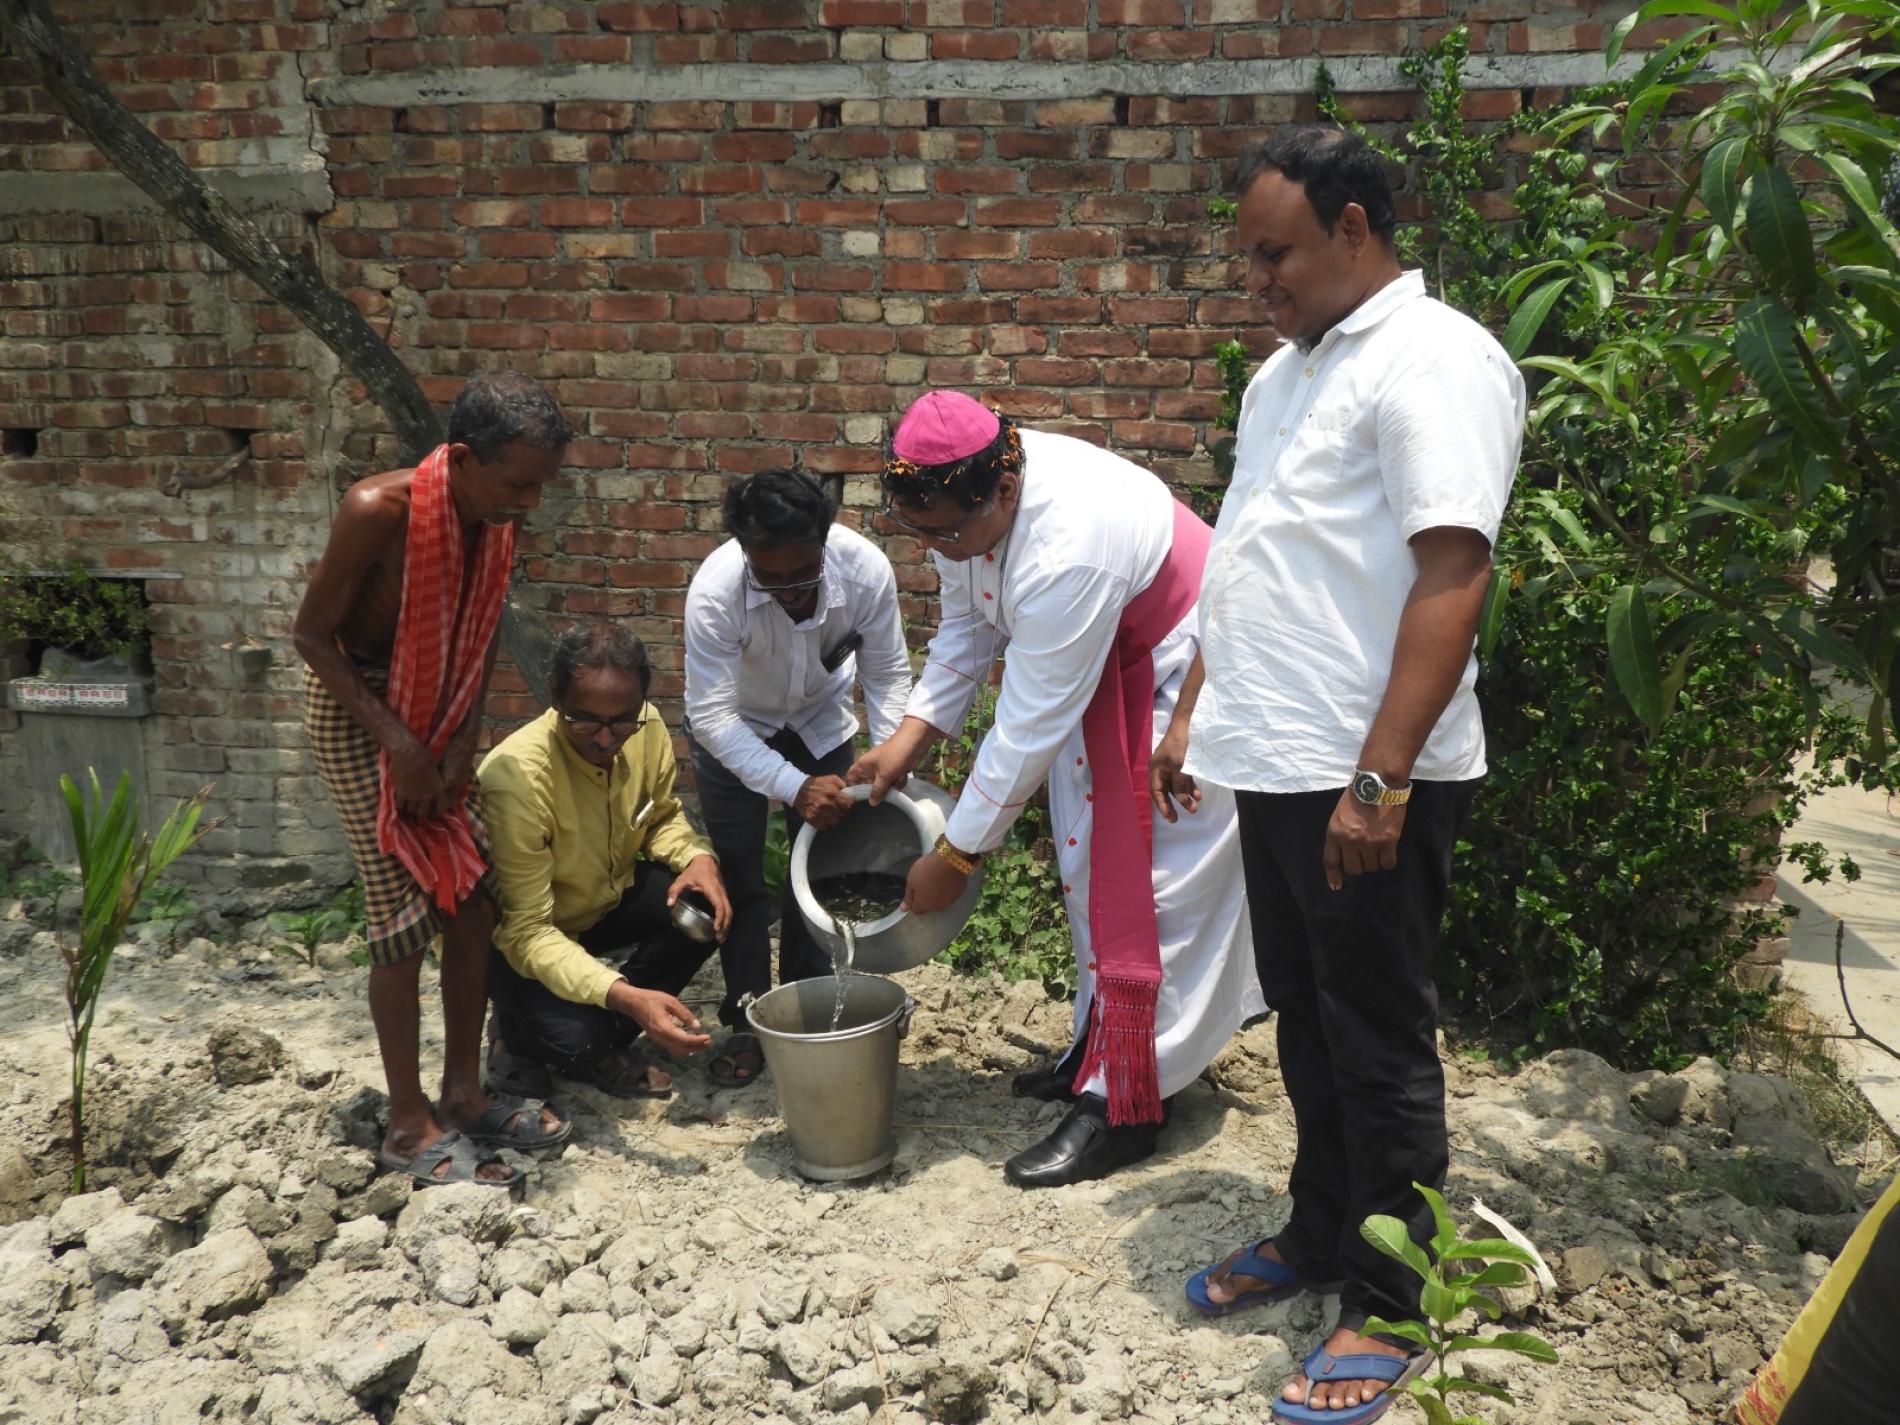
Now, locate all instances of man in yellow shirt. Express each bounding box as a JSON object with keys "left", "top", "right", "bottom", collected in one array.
[{"left": 479, "top": 622, "right": 732, "bottom": 1098}]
